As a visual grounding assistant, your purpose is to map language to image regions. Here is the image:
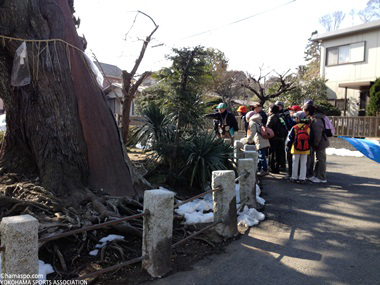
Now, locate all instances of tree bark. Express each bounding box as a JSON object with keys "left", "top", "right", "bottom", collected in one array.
[{"left": 0, "top": 0, "right": 139, "bottom": 198}]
